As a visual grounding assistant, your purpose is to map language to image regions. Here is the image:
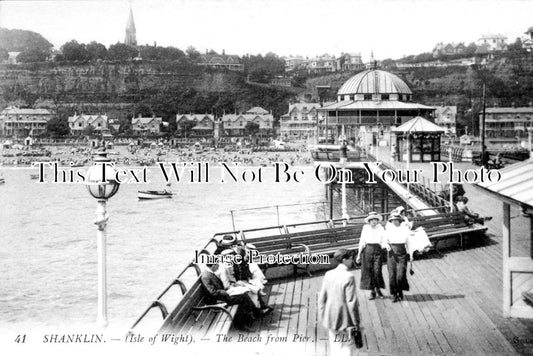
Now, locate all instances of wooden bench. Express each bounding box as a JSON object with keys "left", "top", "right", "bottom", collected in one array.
[
  {"left": 244, "top": 225, "right": 363, "bottom": 276},
  {"left": 159, "top": 277, "right": 239, "bottom": 338},
  {"left": 412, "top": 211, "right": 487, "bottom": 252}
]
